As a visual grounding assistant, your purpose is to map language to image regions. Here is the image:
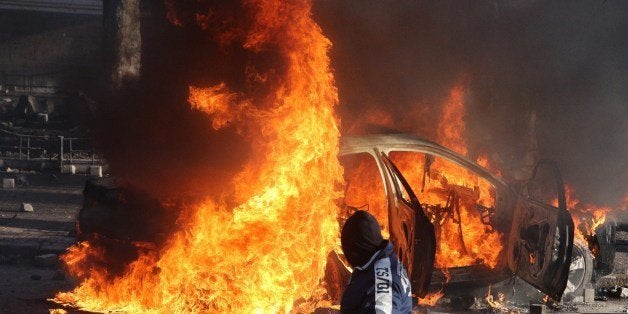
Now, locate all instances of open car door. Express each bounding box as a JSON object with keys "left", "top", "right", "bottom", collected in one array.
[
  {"left": 508, "top": 159, "right": 574, "bottom": 301},
  {"left": 380, "top": 153, "right": 436, "bottom": 298}
]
